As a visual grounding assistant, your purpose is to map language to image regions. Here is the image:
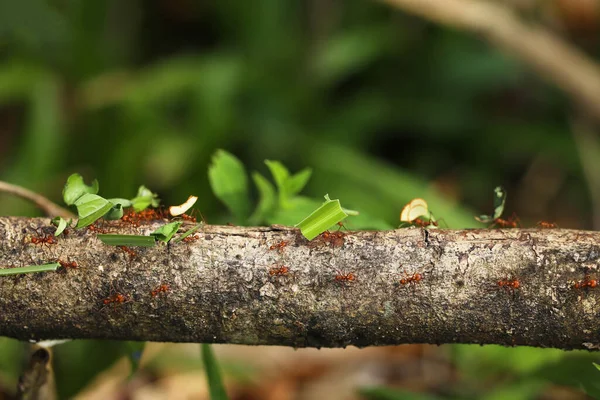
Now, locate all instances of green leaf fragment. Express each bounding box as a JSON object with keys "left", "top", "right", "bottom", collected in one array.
[
  {"left": 594, "top": 362, "right": 600, "bottom": 372},
  {"left": 201, "top": 344, "right": 229, "bottom": 400},
  {"left": 208, "top": 149, "right": 250, "bottom": 222},
  {"left": 51, "top": 217, "right": 68, "bottom": 236},
  {"left": 150, "top": 221, "right": 182, "bottom": 243},
  {"left": 174, "top": 223, "right": 203, "bottom": 243},
  {"left": 295, "top": 194, "right": 349, "bottom": 240},
  {"left": 97, "top": 234, "right": 157, "bottom": 247},
  {"left": 74, "top": 194, "right": 113, "bottom": 228},
  {"left": 62, "top": 173, "right": 99, "bottom": 206},
  {"left": 0, "top": 263, "right": 60, "bottom": 276}
]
